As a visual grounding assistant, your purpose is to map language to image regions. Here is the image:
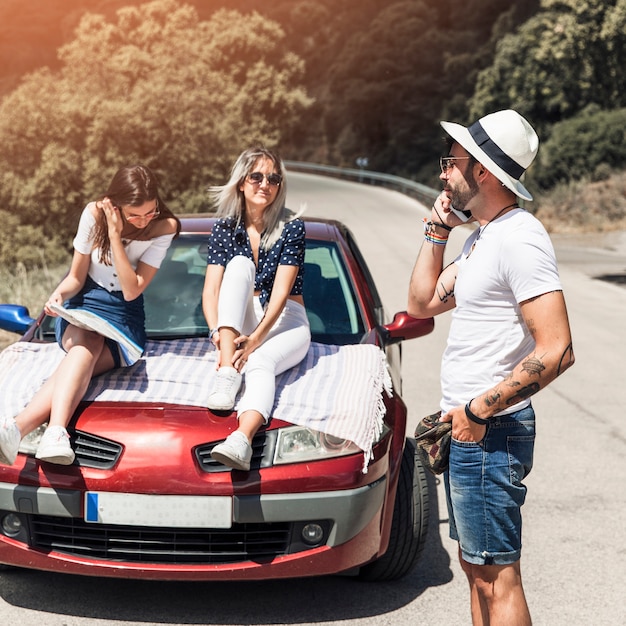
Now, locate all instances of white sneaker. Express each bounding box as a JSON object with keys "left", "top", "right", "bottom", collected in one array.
[
  {"left": 207, "top": 367, "right": 242, "bottom": 411},
  {"left": 211, "top": 431, "right": 252, "bottom": 471},
  {"left": 0, "top": 417, "right": 21, "bottom": 466},
  {"left": 35, "top": 425, "right": 75, "bottom": 465}
]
